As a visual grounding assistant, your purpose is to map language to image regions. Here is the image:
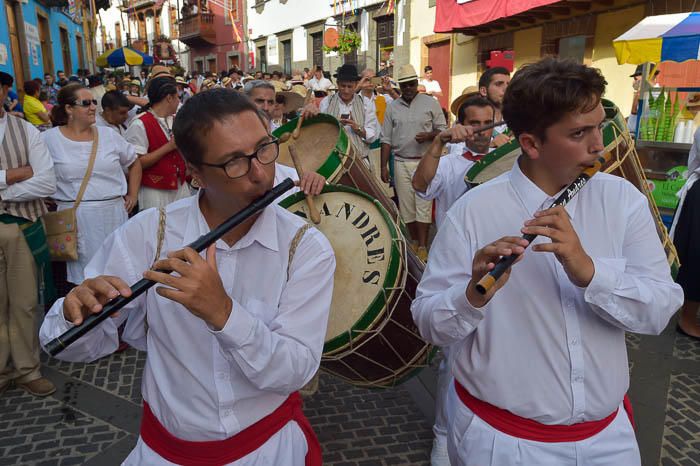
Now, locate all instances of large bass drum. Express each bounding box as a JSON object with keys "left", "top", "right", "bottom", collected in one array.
[{"left": 280, "top": 185, "right": 432, "bottom": 388}]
